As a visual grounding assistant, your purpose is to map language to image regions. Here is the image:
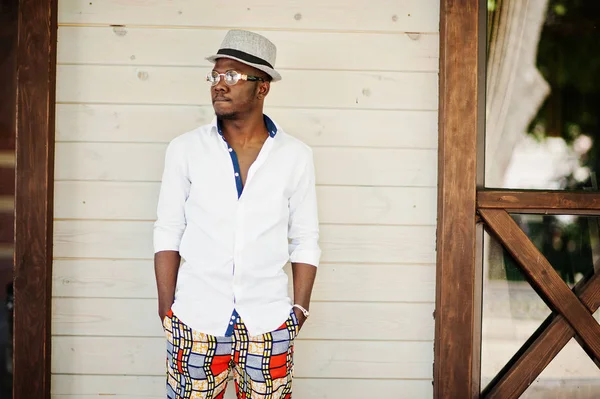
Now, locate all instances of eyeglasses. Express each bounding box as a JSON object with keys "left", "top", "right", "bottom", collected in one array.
[{"left": 206, "top": 70, "right": 265, "bottom": 86}]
